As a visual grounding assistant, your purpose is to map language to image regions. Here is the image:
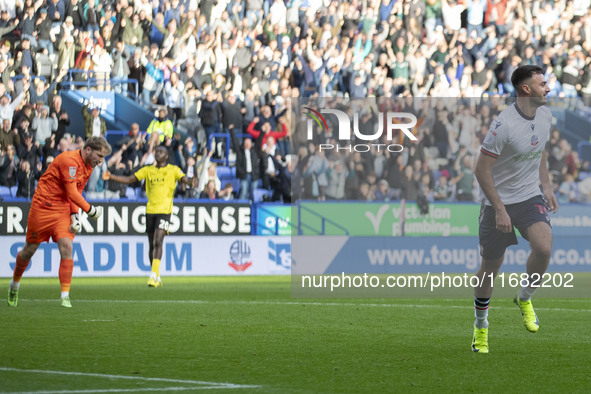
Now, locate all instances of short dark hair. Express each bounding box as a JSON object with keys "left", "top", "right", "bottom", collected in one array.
[{"left": 511, "top": 65, "right": 544, "bottom": 94}]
